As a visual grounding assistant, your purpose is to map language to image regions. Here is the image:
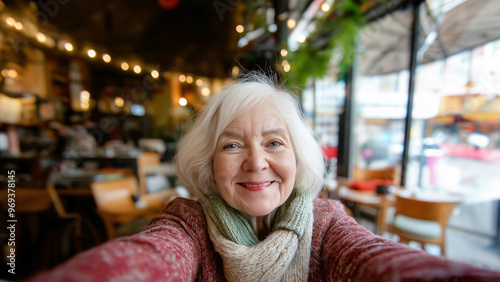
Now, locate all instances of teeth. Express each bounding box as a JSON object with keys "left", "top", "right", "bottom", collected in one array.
[{"left": 241, "top": 181, "right": 272, "bottom": 187}]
